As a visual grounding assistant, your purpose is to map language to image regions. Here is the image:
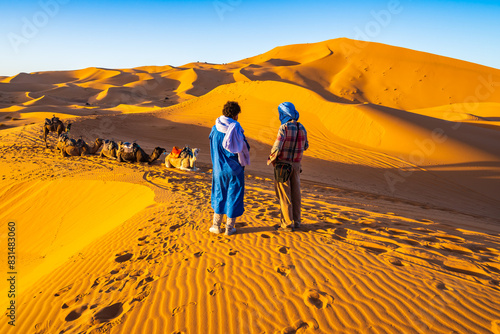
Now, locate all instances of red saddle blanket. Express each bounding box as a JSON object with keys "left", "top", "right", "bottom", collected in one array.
[{"left": 171, "top": 146, "right": 182, "bottom": 158}]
